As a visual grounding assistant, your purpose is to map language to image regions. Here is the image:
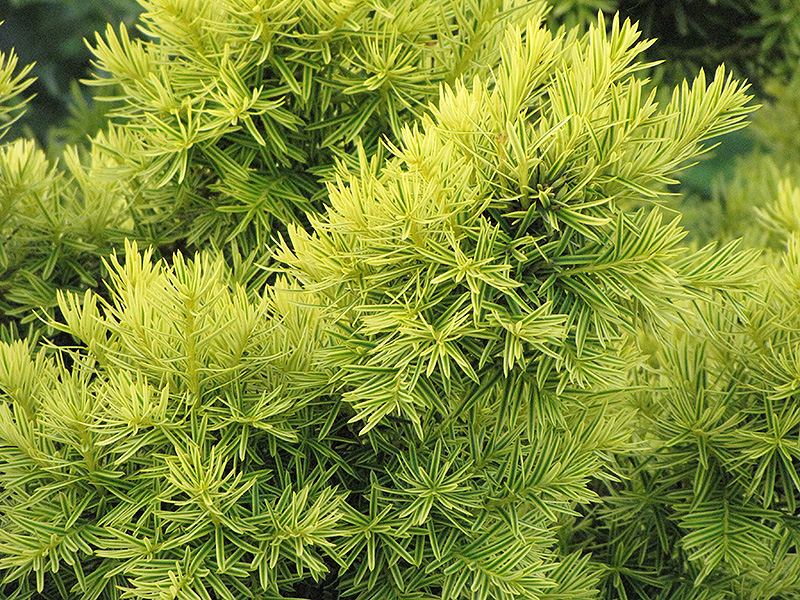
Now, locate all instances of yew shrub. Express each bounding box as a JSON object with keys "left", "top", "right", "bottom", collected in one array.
[{"left": 1, "top": 2, "right": 799, "bottom": 600}]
